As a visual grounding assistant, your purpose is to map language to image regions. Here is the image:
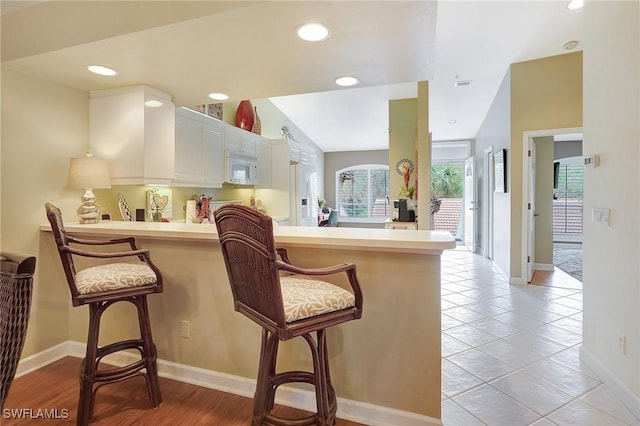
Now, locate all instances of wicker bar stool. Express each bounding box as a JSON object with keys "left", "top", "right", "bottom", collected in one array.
[
  {"left": 214, "top": 204, "right": 363, "bottom": 425},
  {"left": 45, "top": 203, "right": 163, "bottom": 425},
  {"left": 0, "top": 252, "right": 36, "bottom": 408}
]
